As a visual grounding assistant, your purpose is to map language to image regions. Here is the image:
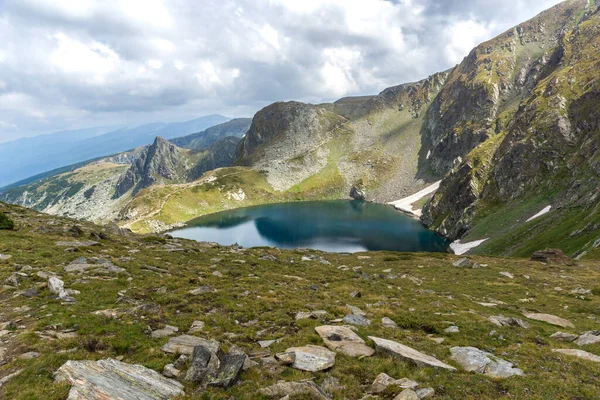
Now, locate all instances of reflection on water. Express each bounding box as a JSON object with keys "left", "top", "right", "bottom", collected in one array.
[{"left": 169, "top": 200, "right": 450, "bottom": 253}]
